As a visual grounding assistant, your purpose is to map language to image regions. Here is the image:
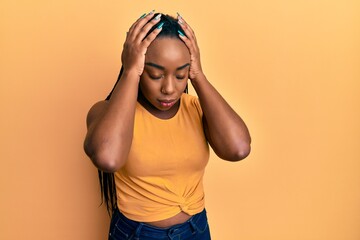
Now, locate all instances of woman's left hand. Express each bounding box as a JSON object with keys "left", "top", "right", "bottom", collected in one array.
[{"left": 177, "top": 14, "right": 204, "bottom": 82}]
